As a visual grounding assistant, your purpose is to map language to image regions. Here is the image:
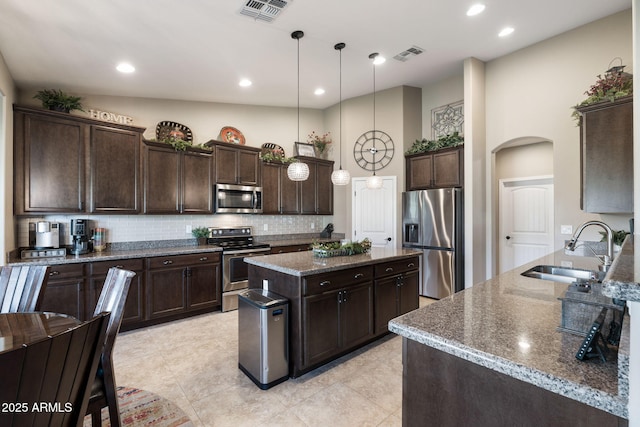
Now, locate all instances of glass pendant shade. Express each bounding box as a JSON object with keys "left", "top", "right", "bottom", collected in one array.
[
  {"left": 366, "top": 174, "right": 383, "bottom": 189},
  {"left": 287, "top": 162, "right": 310, "bottom": 181},
  {"left": 331, "top": 168, "right": 350, "bottom": 185}
]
